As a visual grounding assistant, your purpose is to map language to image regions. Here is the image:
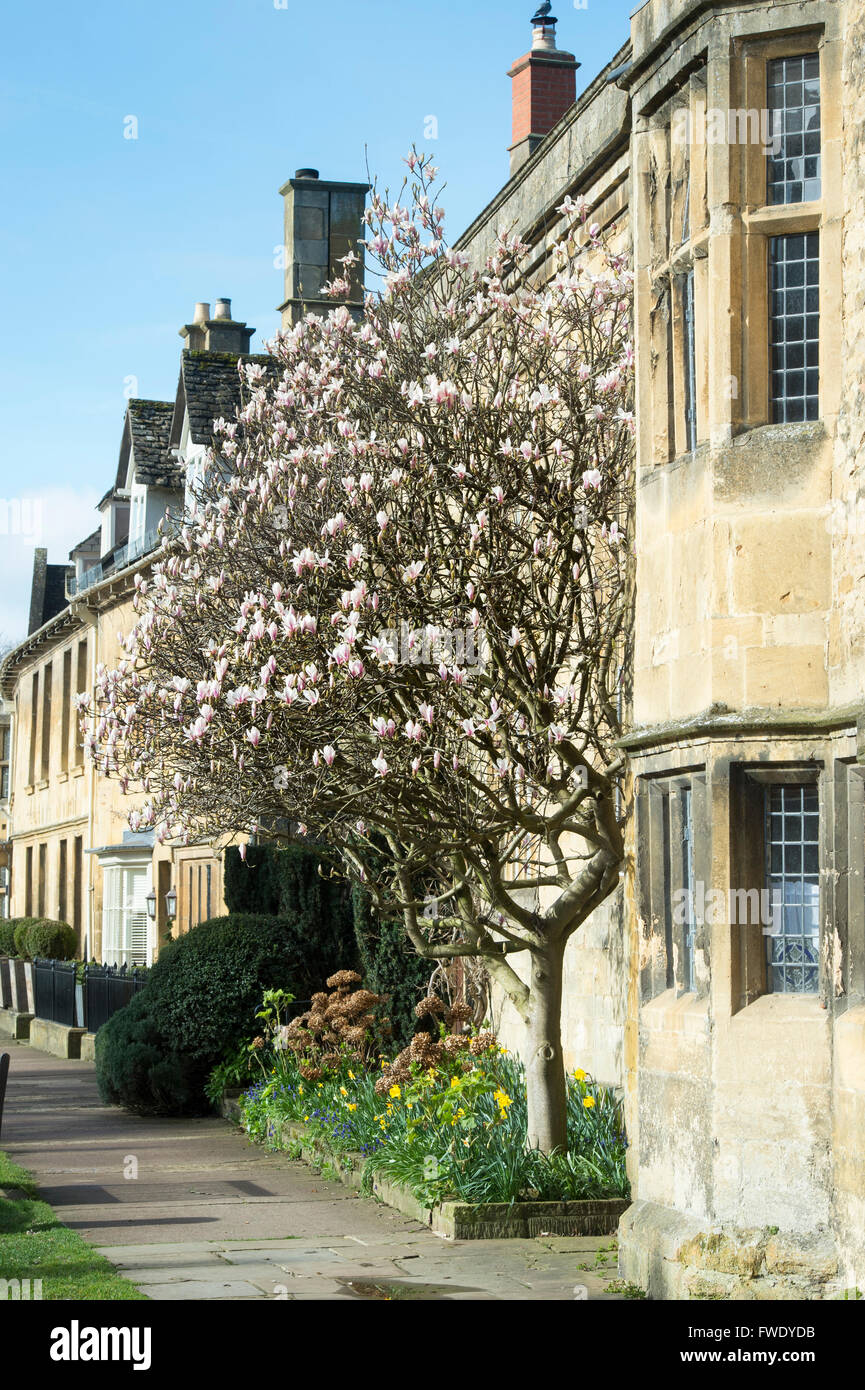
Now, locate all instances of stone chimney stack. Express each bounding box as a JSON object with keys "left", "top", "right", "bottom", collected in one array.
[
  {"left": 277, "top": 168, "right": 369, "bottom": 330},
  {"left": 178, "top": 300, "right": 254, "bottom": 354},
  {"left": 508, "top": 9, "right": 580, "bottom": 176}
]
